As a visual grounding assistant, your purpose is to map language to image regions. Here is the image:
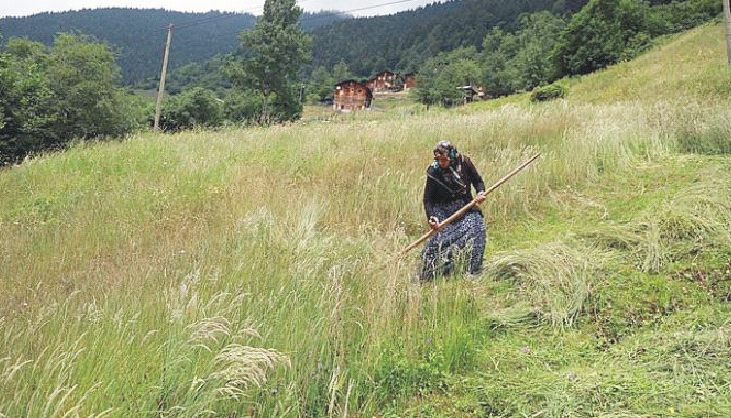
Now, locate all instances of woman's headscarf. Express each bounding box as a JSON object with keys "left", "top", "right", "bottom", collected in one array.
[
  {"left": 430, "top": 140, "right": 466, "bottom": 196},
  {"left": 433, "top": 140, "right": 458, "bottom": 162}
]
